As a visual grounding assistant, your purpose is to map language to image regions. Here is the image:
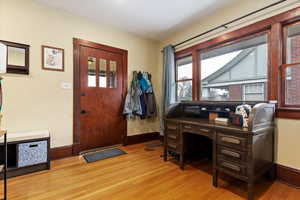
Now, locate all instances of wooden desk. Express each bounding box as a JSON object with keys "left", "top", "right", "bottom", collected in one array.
[{"left": 163, "top": 102, "right": 275, "bottom": 200}]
